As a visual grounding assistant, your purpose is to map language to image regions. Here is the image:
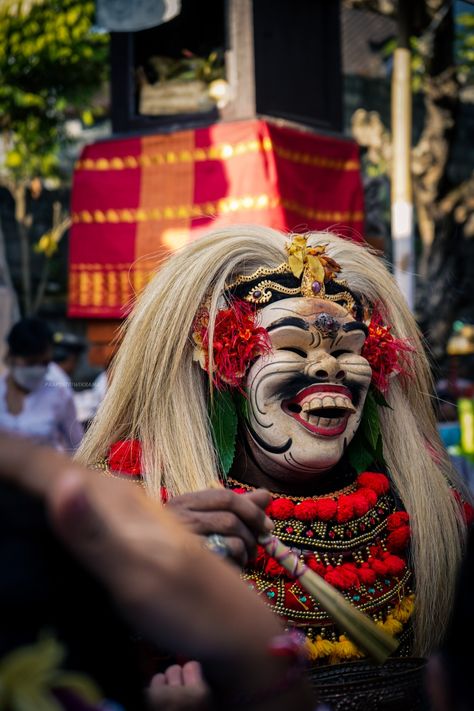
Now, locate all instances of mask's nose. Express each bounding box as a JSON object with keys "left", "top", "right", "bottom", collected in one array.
[{"left": 305, "top": 354, "right": 345, "bottom": 382}]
